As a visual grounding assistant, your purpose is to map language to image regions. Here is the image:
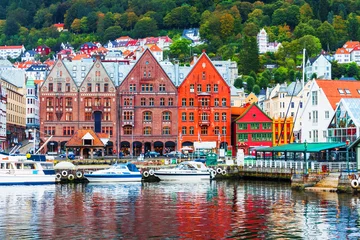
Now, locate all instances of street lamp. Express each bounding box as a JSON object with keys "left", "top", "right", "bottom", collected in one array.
[
  {"left": 304, "top": 140, "right": 308, "bottom": 175},
  {"left": 346, "top": 139, "right": 350, "bottom": 173}
]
